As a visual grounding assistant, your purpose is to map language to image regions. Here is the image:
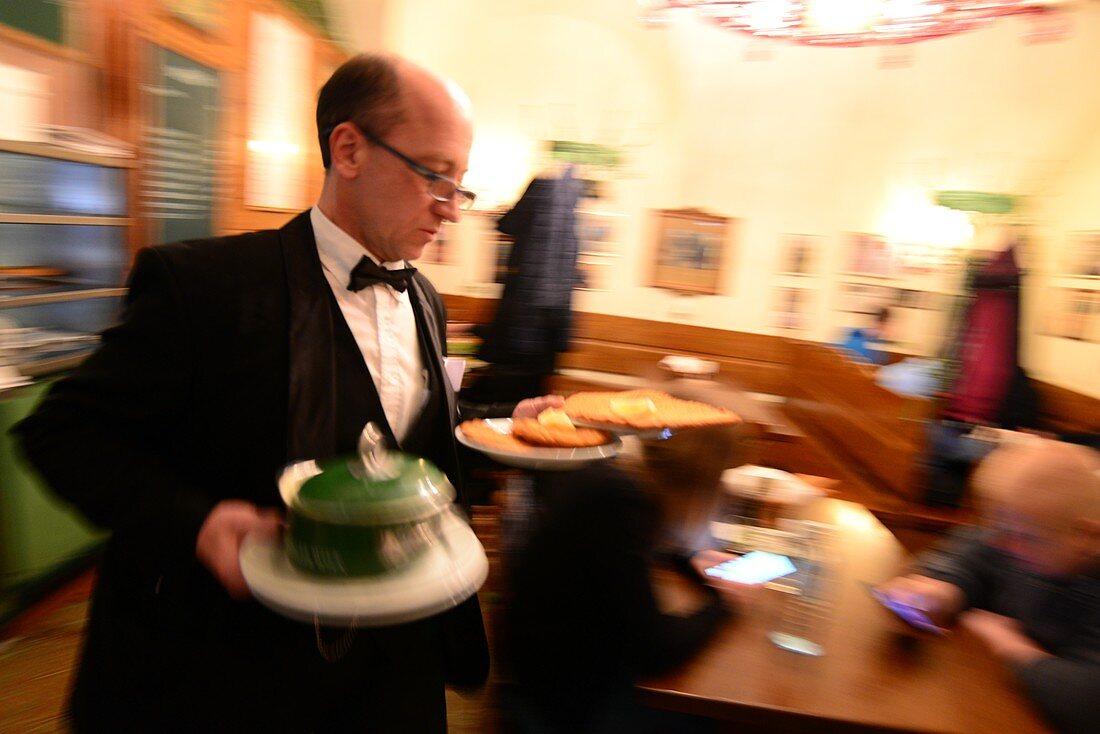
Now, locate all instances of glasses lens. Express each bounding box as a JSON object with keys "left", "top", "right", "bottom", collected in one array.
[{"left": 428, "top": 178, "right": 476, "bottom": 210}]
